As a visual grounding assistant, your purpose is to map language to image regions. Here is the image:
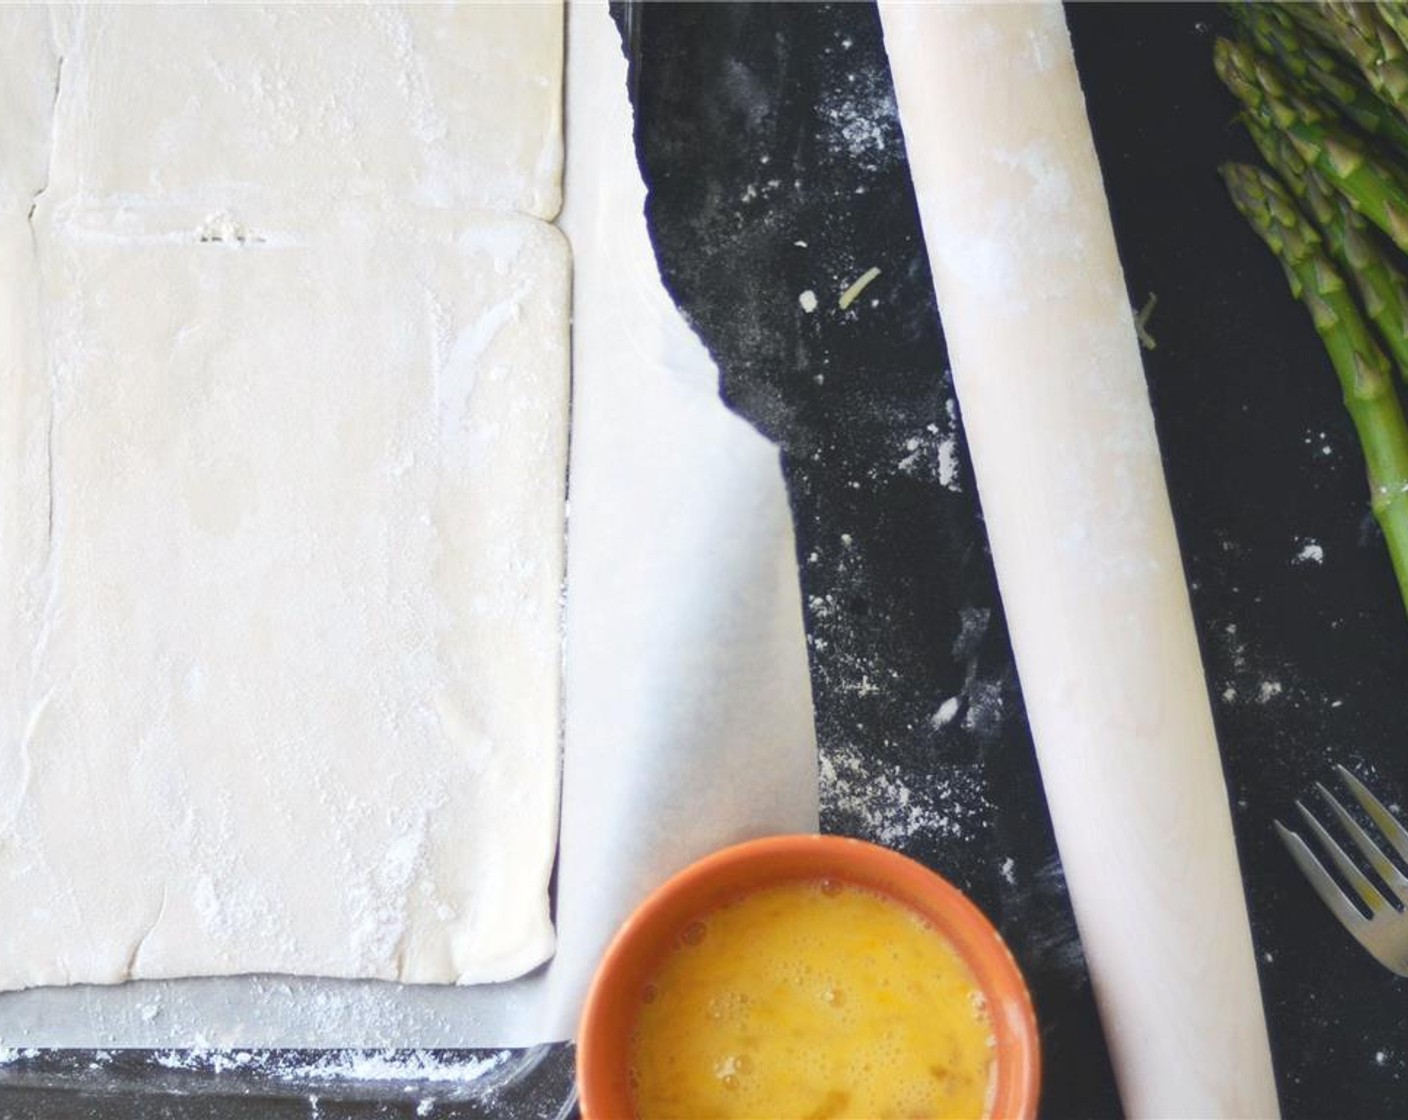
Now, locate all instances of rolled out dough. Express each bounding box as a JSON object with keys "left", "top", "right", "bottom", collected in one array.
[
  {"left": 44, "top": 4, "right": 564, "bottom": 221},
  {"left": 1, "top": 5, "right": 570, "bottom": 991},
  {"left": 0, "top": 8, "right": 59, "bottom": 211}
]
